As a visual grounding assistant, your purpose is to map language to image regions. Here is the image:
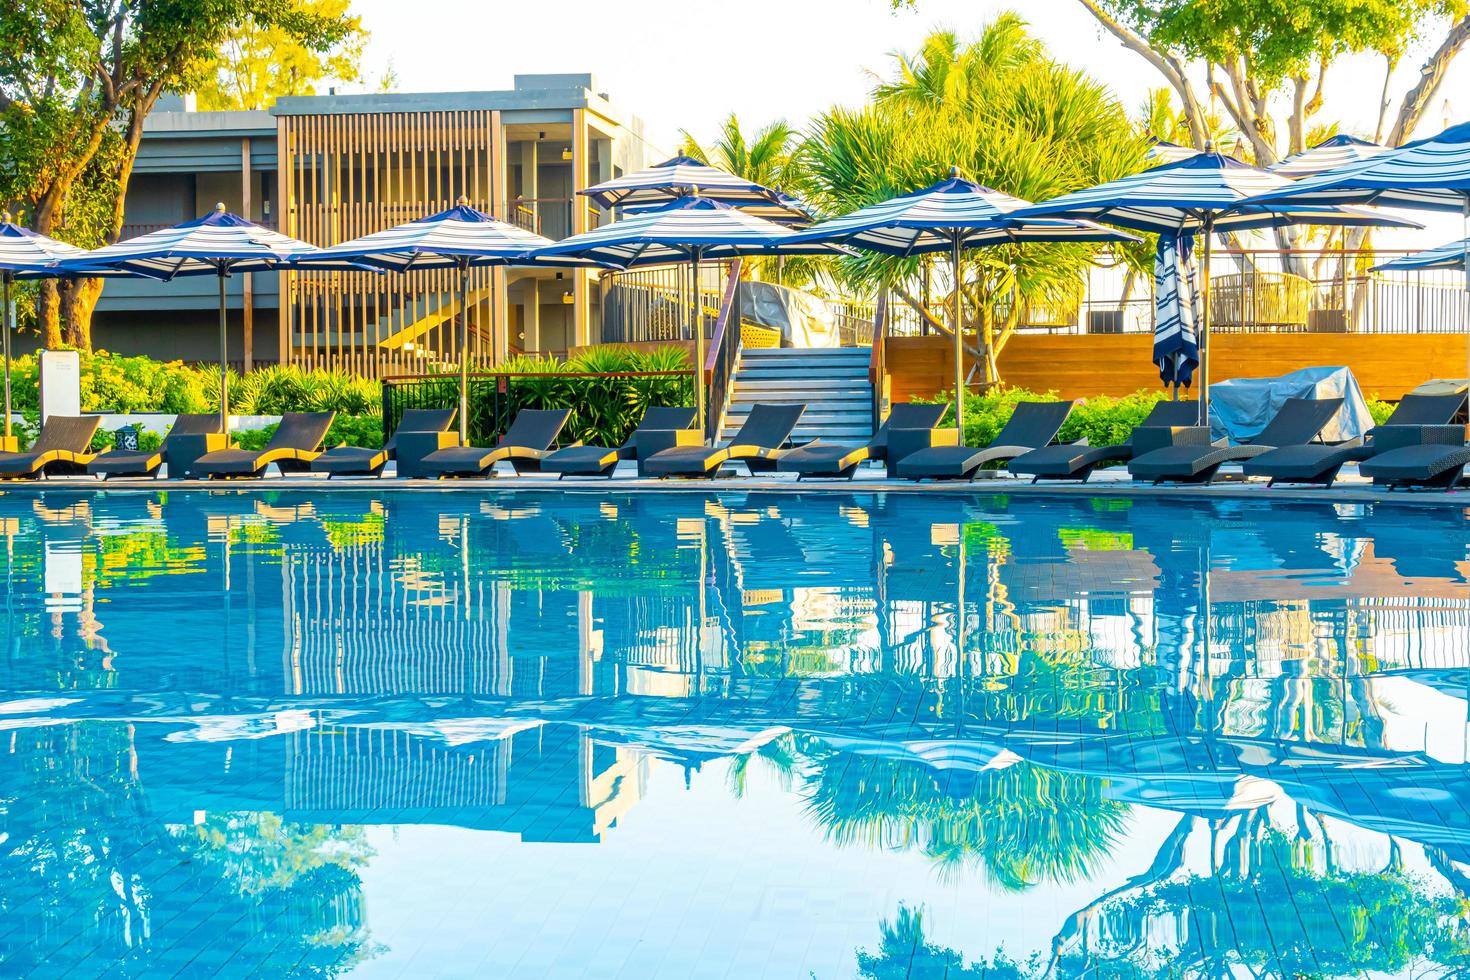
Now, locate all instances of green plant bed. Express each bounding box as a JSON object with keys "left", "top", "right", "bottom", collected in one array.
[
  {"left": 231, "top": 414, "right": 384, "bottom": 452},
  {"left": 917, "top": 386, "right": 1177, "bottom": 451}
]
